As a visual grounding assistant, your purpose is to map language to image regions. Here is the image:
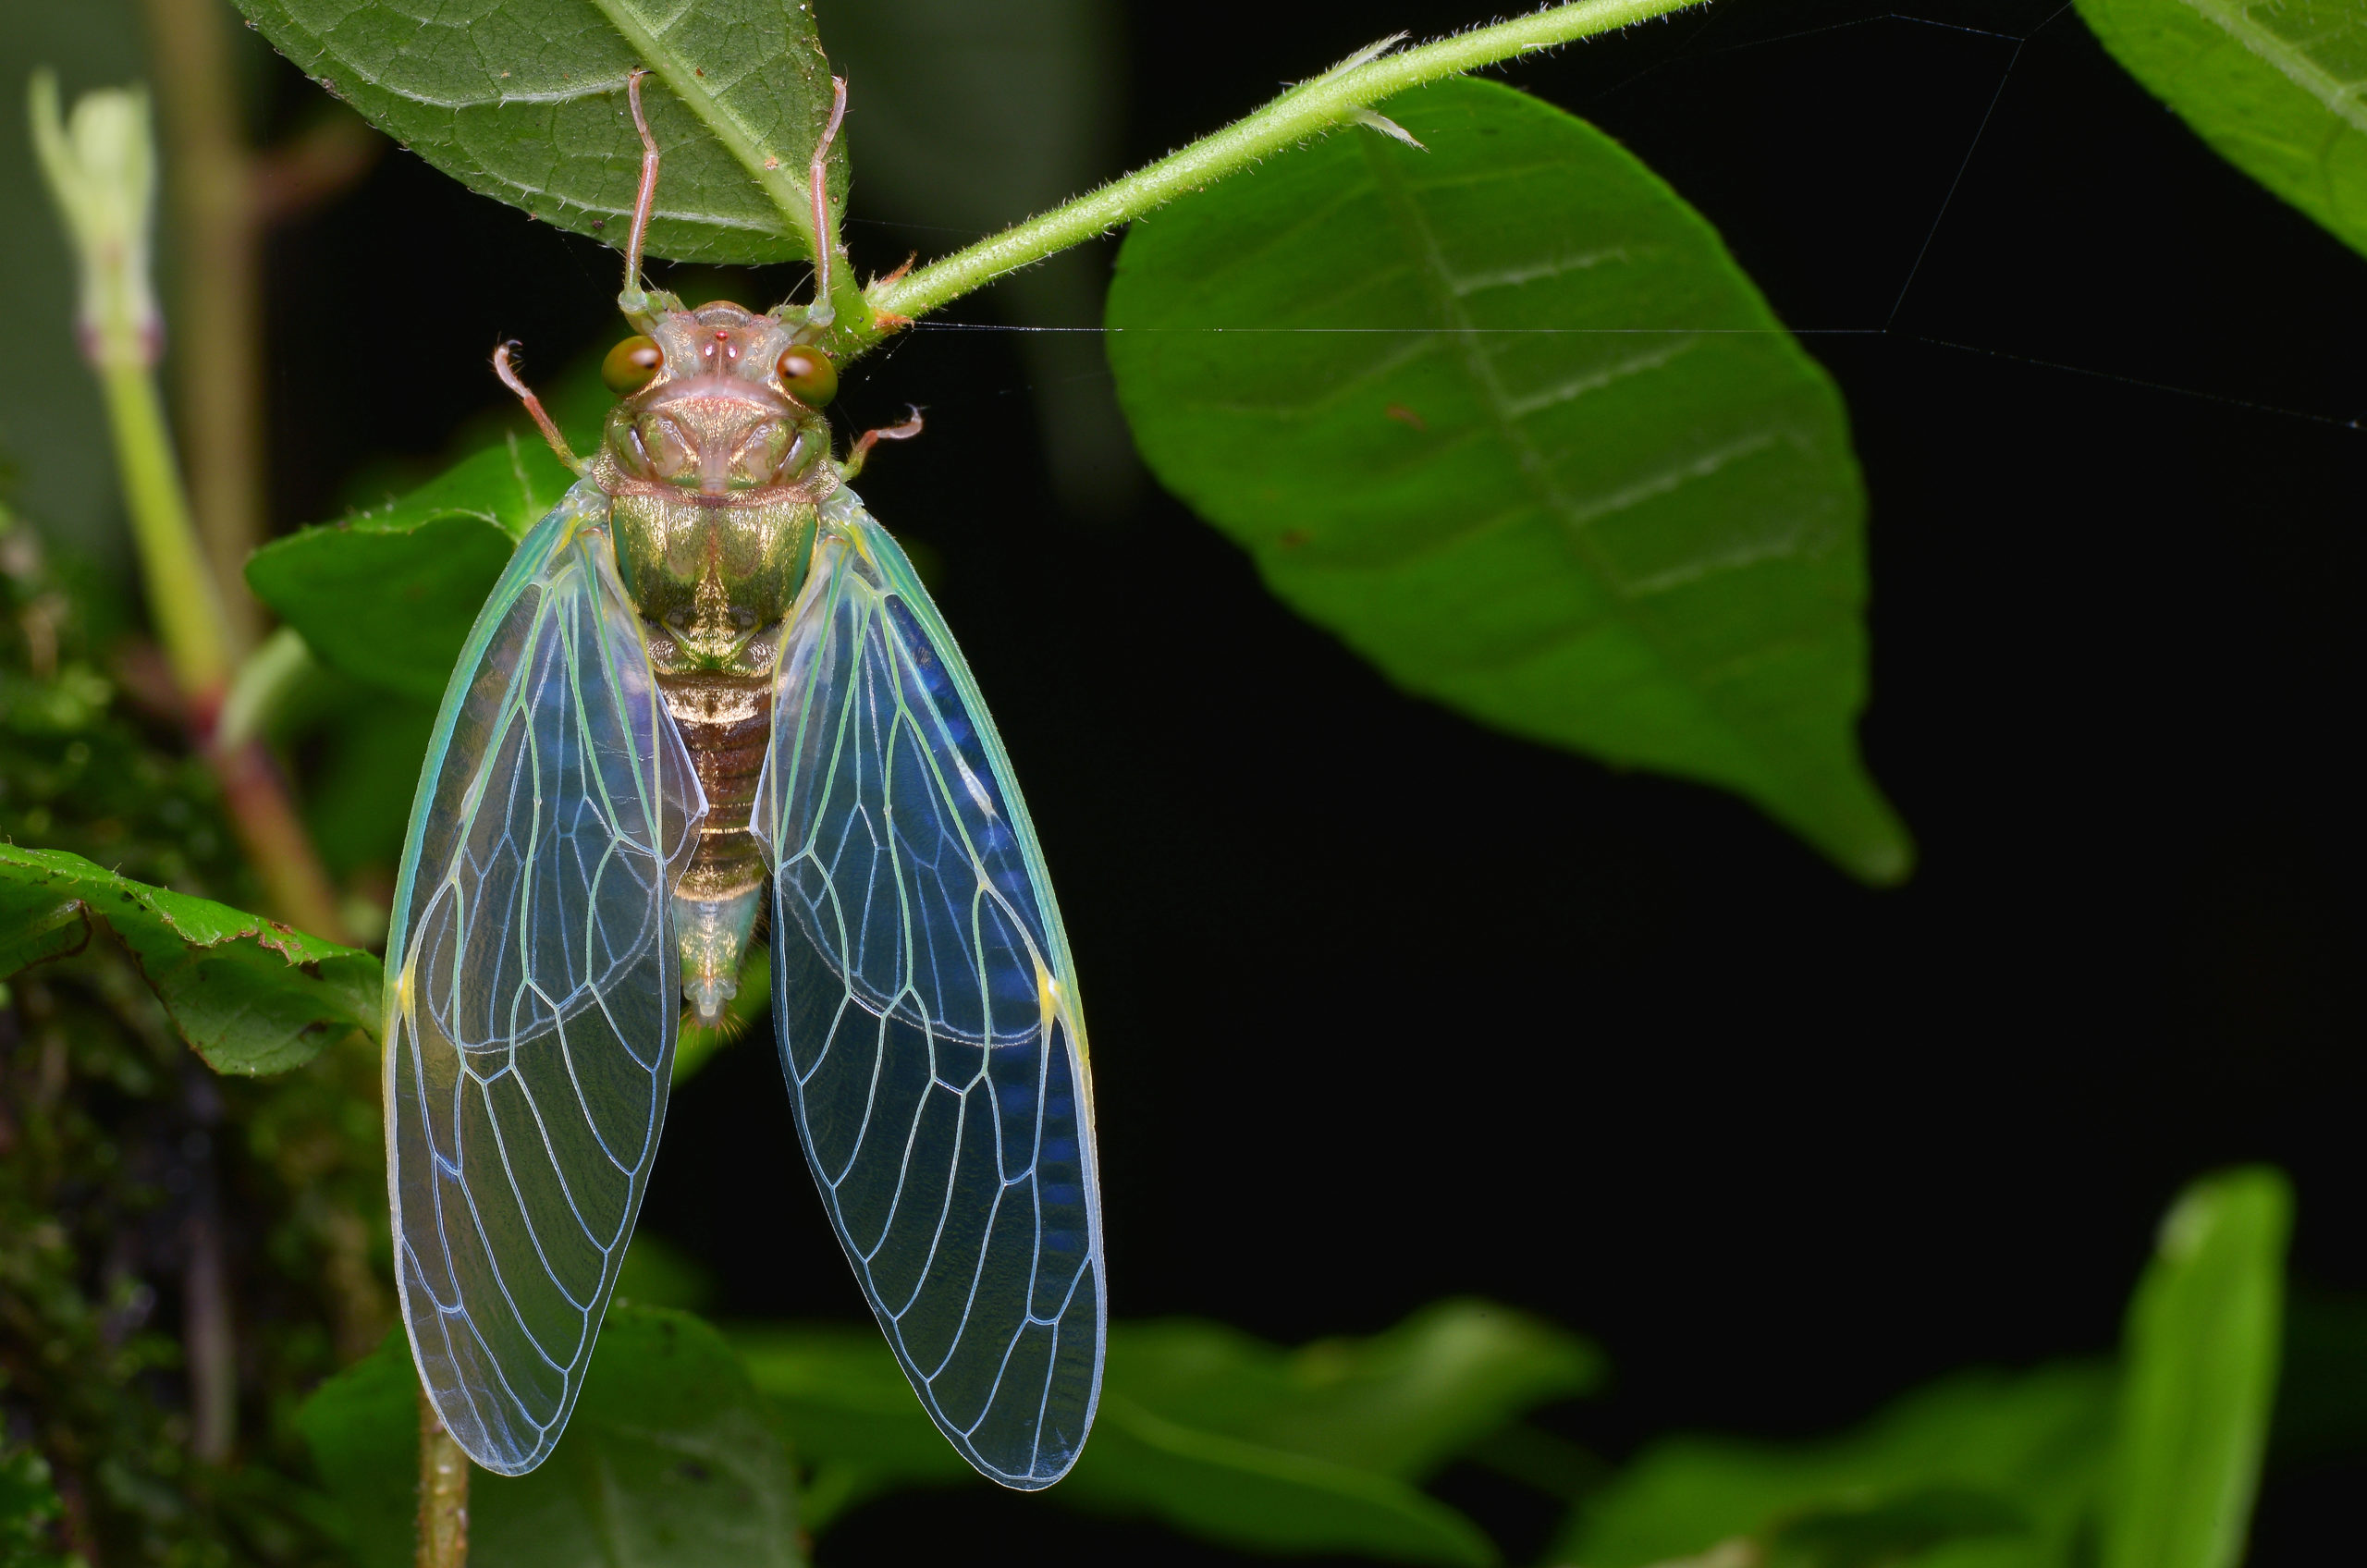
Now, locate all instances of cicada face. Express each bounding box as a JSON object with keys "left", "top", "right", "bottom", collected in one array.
[{"left": 595, "top": 300, "right": 833, "bottom": 496}]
